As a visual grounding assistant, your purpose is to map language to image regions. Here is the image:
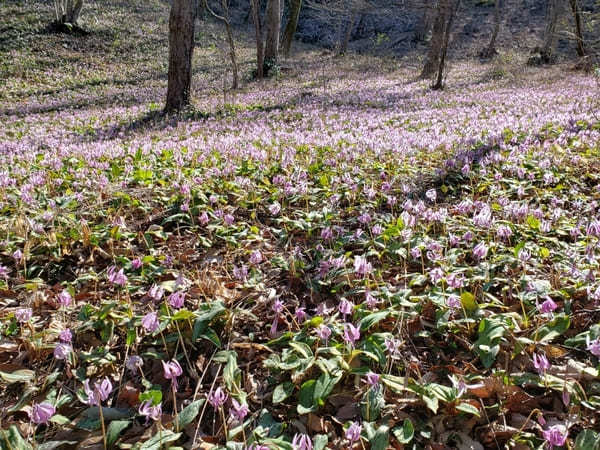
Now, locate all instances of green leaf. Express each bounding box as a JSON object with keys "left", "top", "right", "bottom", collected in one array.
[
  {"left": 0, "top": 425, "right": 33, "bottom": 450},
  {"left": 273, "top": 382, "right": 294, "bottom": 404},
  {"left": 139, "top": 389, "right": 162, "bottom": 406},
  {"left": 0, "top": 369, "right": 35, "bottom": 383},
  {"left": 177, "top": 399, "right": 205, "bottom": 429},
  {"left": 171, "top": 309, "right": 195, "bottom": 321},
  {"left": 527, "top": 215, "right": 540, "bottom": 230},
  {"left": 359, "top": 310, "right": 390, "bottom": 331},
  {"left": 37, "top": 441, "right": 78, "bottom": 450},
  {"left": 460, "top": 292, "right": 478, "bottom": 312},
  {"left": 370, "top": 424, "right": 390, "bottom": 450},
  {"left": 223, "top": 352, "right": 241, "bottom": 393},
  {"left": 313, "top": 434, "right": 329, "bottom": 450},
  {"left": 297, "top": 379, "right": 317, "bottom": 414},
  {"left": 575, "top": 430, "right": 600, "bottom": 450},
  {"left": 456, "top": 402, "right": 481, "bottom": 417},
  {"left": 139, "top": 430, "right": 181, "bottom": 450},
  {"left": 107, "top": 420, "right": 131, "bottom": 447},
  {"left": 537, "top": 314, "right": 570, "bottom": 343},
  {"left": 49, "top": 414, "right": 71, "bottom": 425},
  {"left": 393, "top": 419, "right": 414, "bottom": 444}
]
